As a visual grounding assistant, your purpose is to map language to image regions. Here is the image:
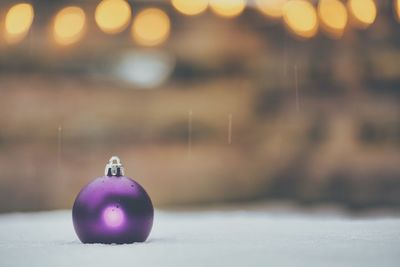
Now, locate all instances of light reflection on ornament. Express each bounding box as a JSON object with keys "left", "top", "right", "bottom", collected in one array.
[{"left": 103, "top": 206, "right": 124, "bottom": 228}]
